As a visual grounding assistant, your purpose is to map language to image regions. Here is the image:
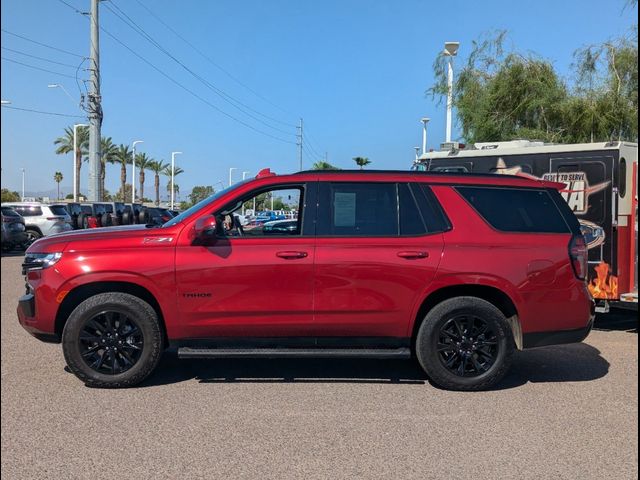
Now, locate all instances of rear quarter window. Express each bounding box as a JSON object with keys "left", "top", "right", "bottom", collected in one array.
[
  {"left": 1, "top": 207, "right": 20, "bottom": 217},
  {"left": 49, "top": 205, "right": 70, "bottom": 216},
  {"left": 455, "top": 186, "right": 570, "bottom": 233}
]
